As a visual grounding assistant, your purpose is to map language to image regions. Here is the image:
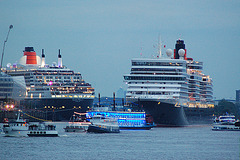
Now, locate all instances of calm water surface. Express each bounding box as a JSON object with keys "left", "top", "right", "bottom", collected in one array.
[{"left": 0, "top": 122, "right": 239, "bottom": 160}]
